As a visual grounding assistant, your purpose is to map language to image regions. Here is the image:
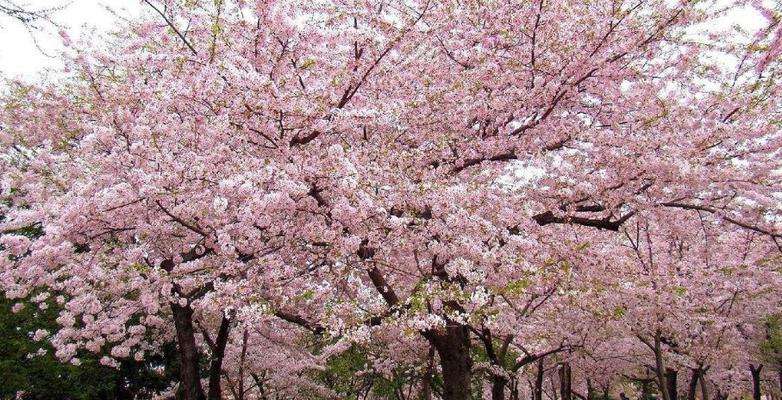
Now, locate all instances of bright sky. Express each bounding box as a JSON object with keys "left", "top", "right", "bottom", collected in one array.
[
  {"left": 0, "top": 1, "right": 769, "bottom": 81},
  {"left": 0, "top": 0, "right": 144, "bottom": 79}
]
